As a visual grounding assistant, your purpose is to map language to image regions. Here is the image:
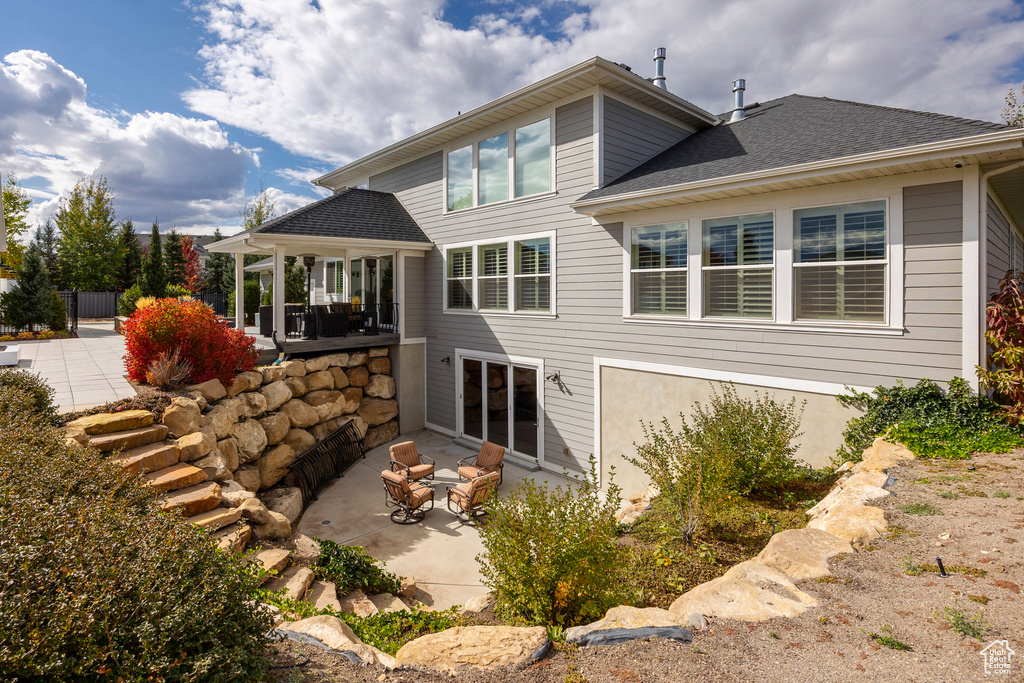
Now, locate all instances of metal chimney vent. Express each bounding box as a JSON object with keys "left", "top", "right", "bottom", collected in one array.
[
  {"left": 730, "top": 79, "right": 746, "bottom": 122},
  {"left": 652, "top": 48, "right": 667, "bottom": 90}
]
